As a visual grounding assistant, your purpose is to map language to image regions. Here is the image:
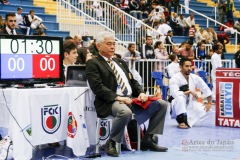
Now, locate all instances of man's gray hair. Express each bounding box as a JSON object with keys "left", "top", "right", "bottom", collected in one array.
[{"left": 95, "top": 31, "right": 115, "bottom": 44}]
